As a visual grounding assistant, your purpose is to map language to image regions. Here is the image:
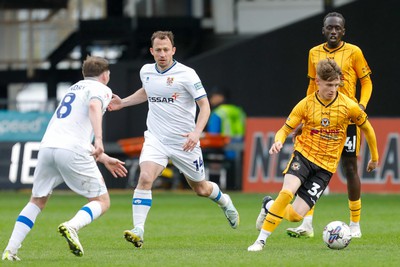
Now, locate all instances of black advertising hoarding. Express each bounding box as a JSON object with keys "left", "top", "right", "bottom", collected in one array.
[{"left": 0, "top": 142, "right": 39, "bottom": 189}]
